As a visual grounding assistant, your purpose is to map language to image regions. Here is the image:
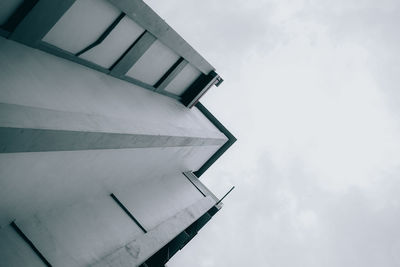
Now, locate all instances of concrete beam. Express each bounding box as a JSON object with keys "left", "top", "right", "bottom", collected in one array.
[
  {"left": 0, "top": 127, "right": 226, "bottom": 153},
  {"left": 110, "top": 31, "right": 156, "bottom": 77},
  {"left": 154, "top": 58, "right": 187, "bottom": 91},
  {"left": 107, "top": 0, "right": 215, "bottom": 74},
  {"left": 37, "top": 41, "right": 110, "bottom": 74}
]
